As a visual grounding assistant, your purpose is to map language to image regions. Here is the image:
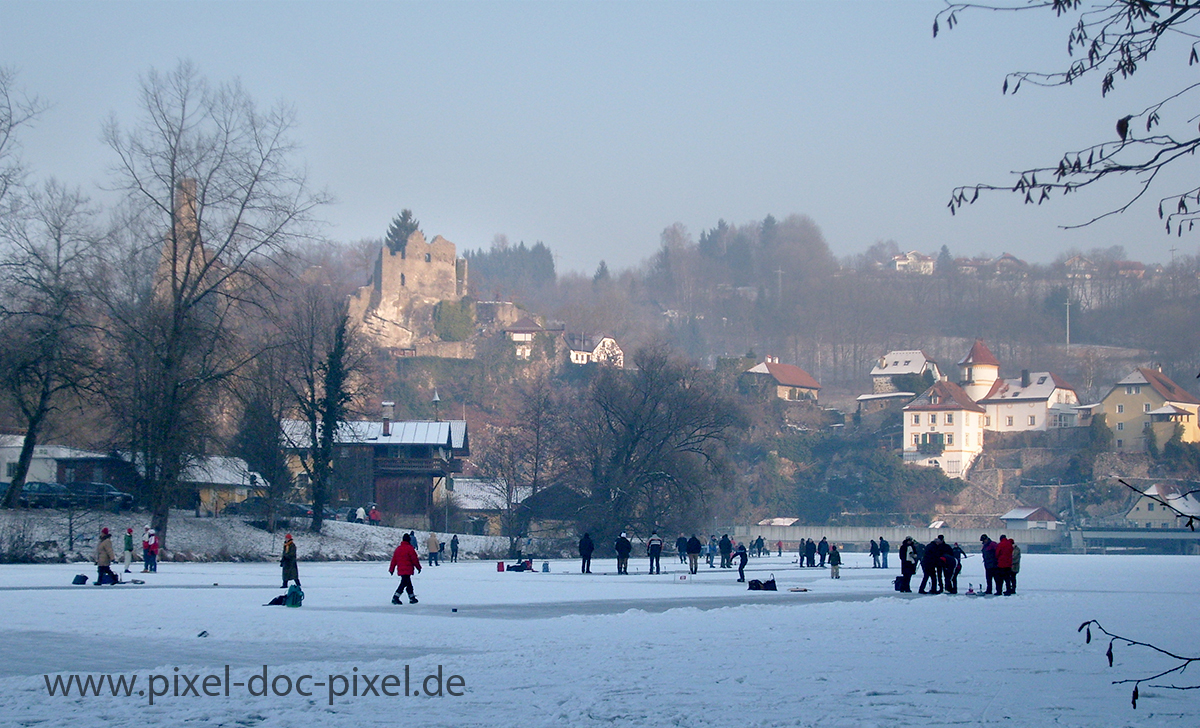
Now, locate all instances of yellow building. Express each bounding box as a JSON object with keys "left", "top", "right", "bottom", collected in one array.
[{"left": 1100, "top": 368, "right": 1200, "bottom": 452}]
